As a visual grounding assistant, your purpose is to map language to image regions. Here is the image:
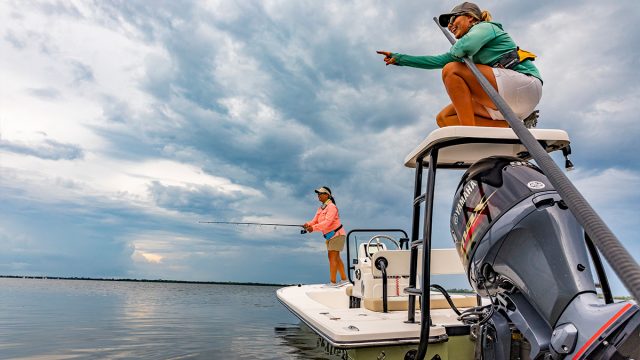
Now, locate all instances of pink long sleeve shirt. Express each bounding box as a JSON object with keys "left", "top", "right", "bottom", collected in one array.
[{"left": 307, "top": 201, "right": 346, "bottom": 239}]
